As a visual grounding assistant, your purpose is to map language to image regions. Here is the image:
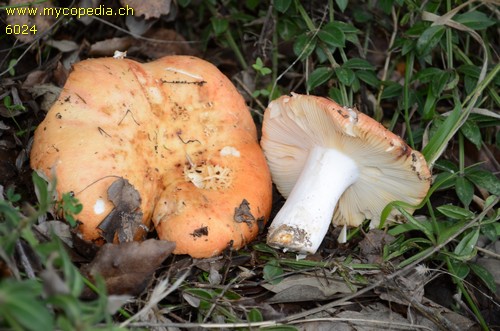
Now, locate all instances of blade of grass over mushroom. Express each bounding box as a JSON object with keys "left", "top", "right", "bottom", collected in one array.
[{"left": 379, "top": 171, "right": 456, "bottom": 228}]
